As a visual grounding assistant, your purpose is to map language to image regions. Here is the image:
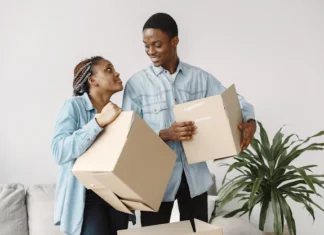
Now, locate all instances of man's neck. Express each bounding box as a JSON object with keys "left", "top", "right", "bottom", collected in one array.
[{"left": 162, "top": 56, "right": 179, "bottom": 74}]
